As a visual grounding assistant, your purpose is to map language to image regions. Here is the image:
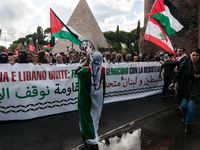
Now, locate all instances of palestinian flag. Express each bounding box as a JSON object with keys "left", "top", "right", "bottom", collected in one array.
[
  {"left": 29, "top": 44, "right": 35, "bottom": 51},
  {"left": 43, "top": 44, "right": 50, "bottom": 50},
  {"left": 37, "top": 46, "right": 40, "bottom": 52},
  {"left": 144, "top": 17, "right": 175, "bottom": 55},
  {"left": 50, "top": 8, "right": 85, "bottom": 45},
  {"left": 77, "top": 66, "right": 105, "bottom": 140},
  {"left": 150, "top": 0, "right": 184, "bottom": 36}
]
